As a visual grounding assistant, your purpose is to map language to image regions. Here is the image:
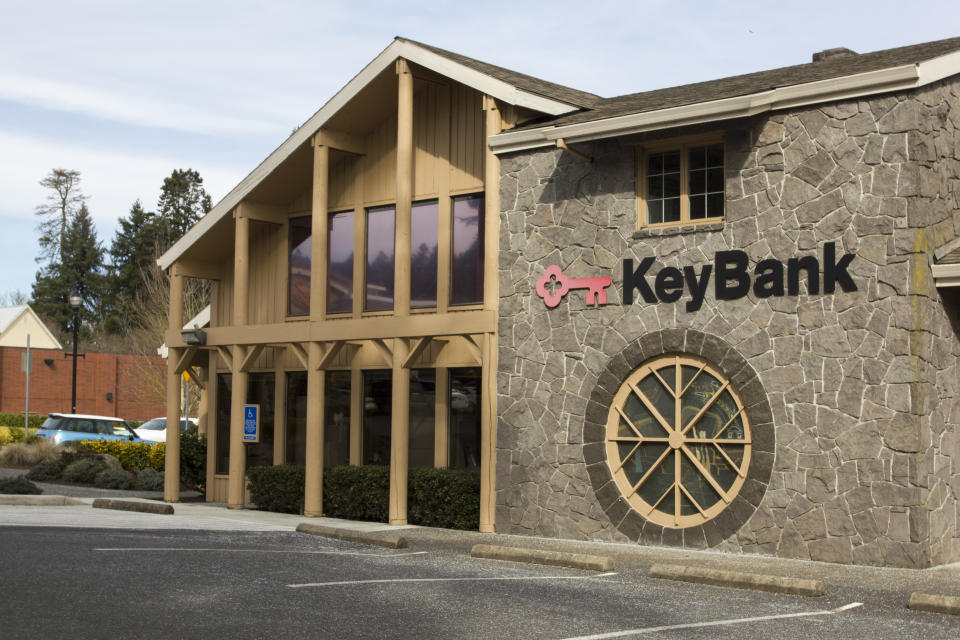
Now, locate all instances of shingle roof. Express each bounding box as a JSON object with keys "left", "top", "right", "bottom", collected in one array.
[
  {"left": 396, "top": 37, "right": 602, "bottom": 110},
  {"left": 517, "top": 36, "right": 960, "bottom": 129}
]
